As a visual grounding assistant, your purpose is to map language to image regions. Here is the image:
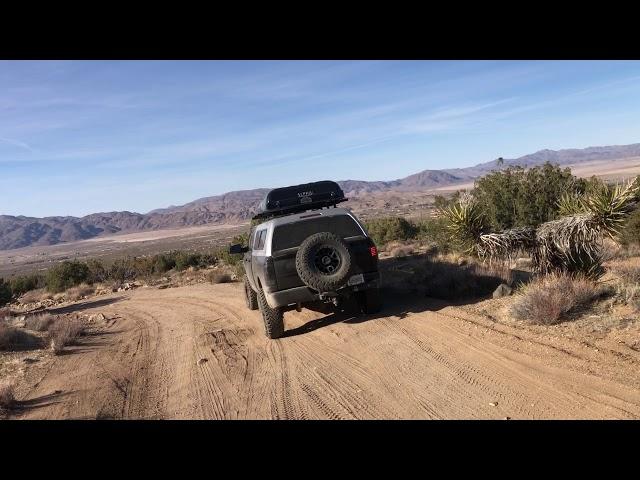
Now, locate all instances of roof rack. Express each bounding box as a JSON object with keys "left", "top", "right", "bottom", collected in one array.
[{"left": 252, "top": 180, "right": 348, "bottom": 221}]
